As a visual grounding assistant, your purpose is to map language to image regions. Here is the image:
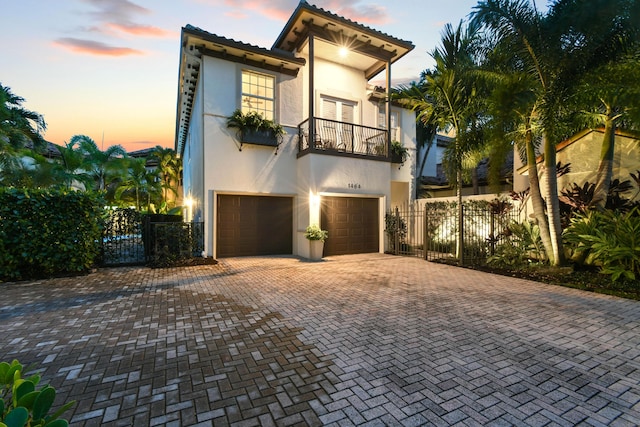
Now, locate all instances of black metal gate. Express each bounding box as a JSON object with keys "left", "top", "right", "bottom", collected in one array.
[
  {"left": 100, "top": 208, "right": 205, "bottom": 266},
  {"left": 101, "top": 208, "right": 145, "bottom": 266}
]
